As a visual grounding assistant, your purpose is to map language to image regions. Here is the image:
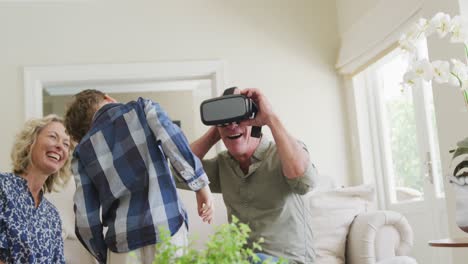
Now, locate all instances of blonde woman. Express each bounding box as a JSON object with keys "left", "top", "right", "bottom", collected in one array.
[{"left": 0, "top": 115, "right": 72, "bottom": 264}]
